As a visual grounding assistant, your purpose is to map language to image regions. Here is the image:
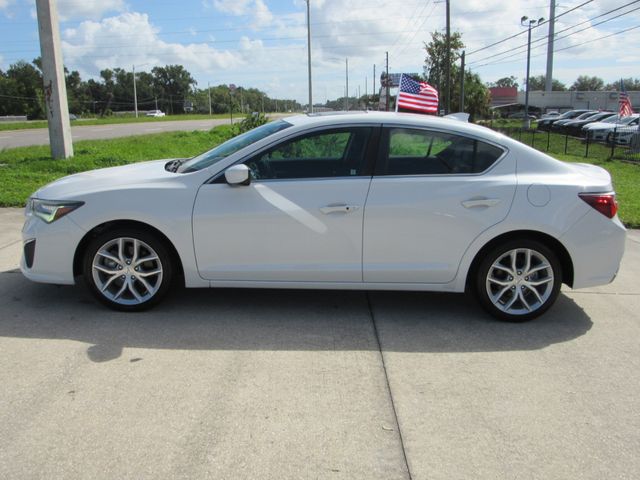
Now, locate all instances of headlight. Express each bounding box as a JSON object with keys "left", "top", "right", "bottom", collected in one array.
[{"left": 26, "top": 198, "right": 84, "bottom": 223}]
